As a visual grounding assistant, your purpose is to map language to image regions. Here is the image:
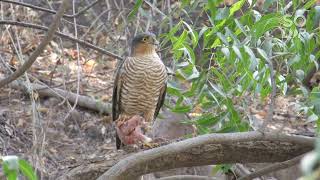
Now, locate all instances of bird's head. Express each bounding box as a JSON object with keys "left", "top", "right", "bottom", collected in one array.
[{"left": 131, "top": 32, "right": 159, "bottom": 56}]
